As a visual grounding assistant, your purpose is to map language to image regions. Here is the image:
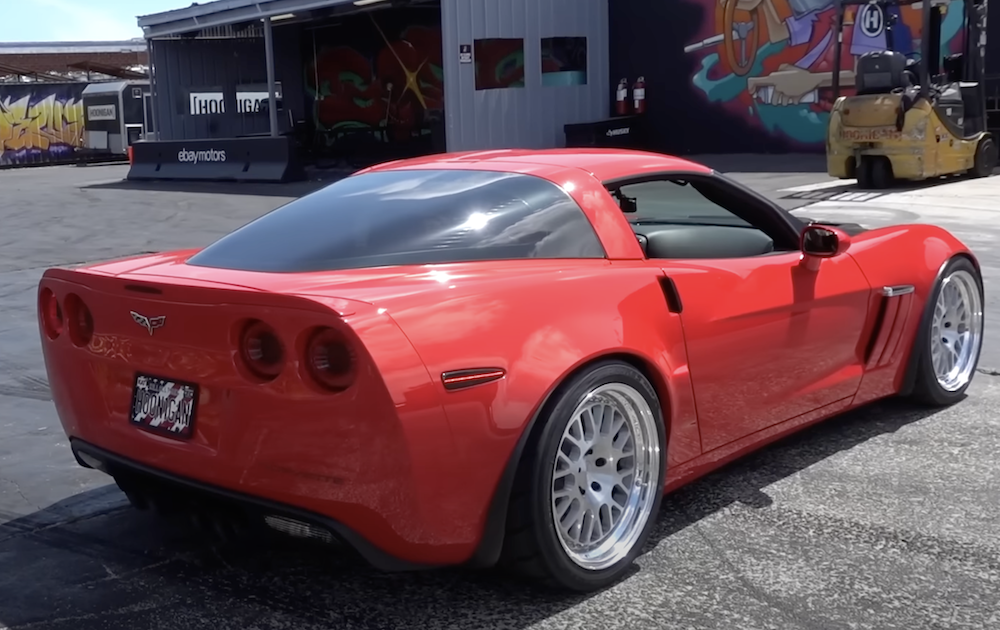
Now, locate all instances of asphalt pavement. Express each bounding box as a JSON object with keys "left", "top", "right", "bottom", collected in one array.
[{"left": 1, "top": 160, "right": 998, "bottom": 630}]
